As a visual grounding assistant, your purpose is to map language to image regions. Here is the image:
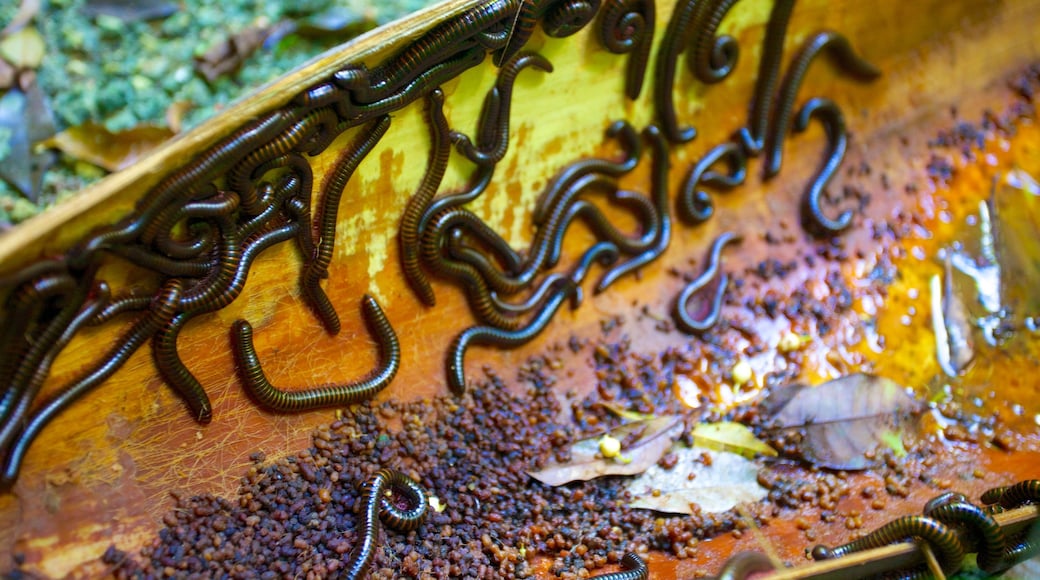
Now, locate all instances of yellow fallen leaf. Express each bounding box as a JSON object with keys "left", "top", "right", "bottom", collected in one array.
[
  {"left": 691, "top": 422, "right": 777, "bottom": 459},
  {"left": 41, "top": 122, "right": 174, "bottom": 172},
  {"left": 0, "top": 27, "right": 45, "bottom": 69}
]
